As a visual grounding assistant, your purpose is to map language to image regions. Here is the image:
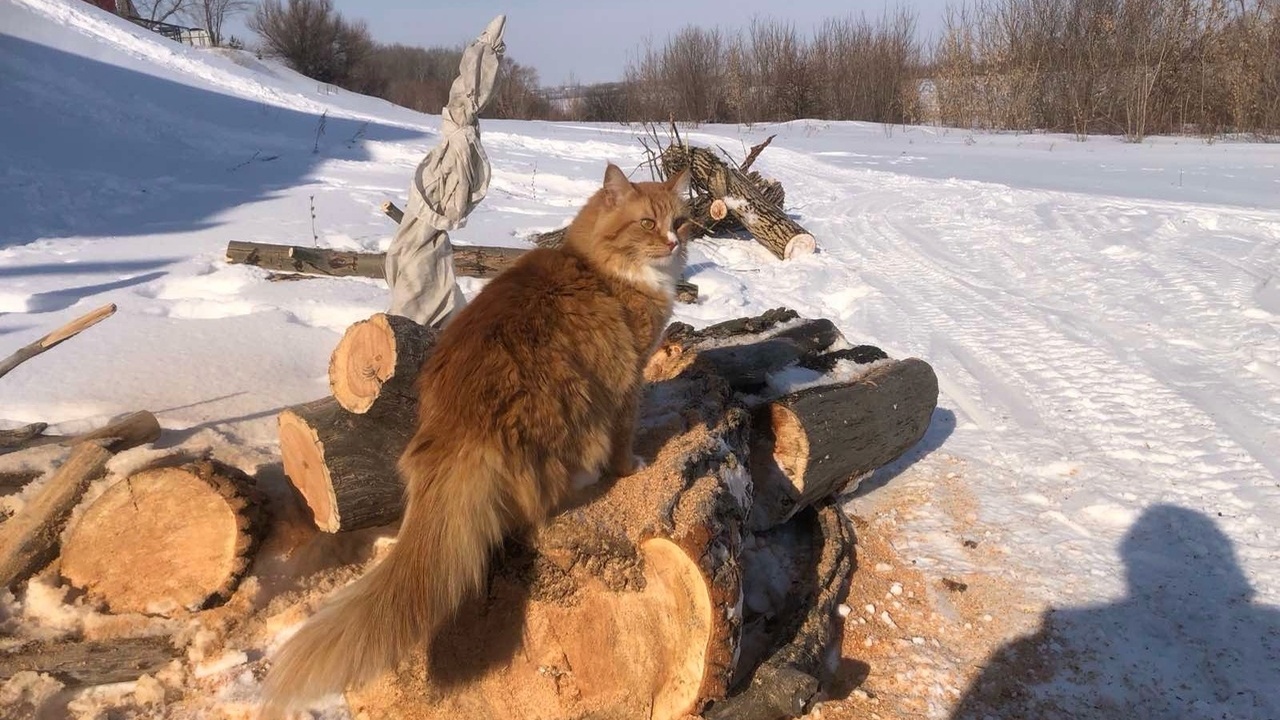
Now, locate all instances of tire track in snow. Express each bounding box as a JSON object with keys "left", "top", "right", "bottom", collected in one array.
[{"left": 747, "top": 144, "right": 1280, "bottom": 603}]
